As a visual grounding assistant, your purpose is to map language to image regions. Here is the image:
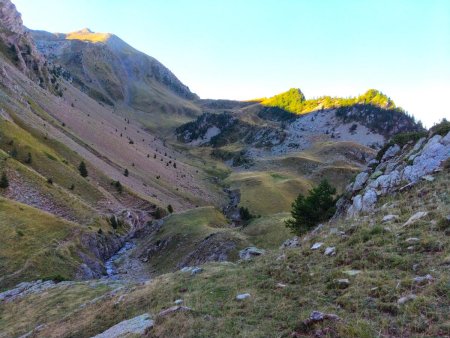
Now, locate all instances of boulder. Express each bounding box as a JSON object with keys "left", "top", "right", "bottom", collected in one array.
[
  {"left": 381, "top": 144, "right": 401, "bottom": 161},
  {"left": 311, "top": 242, "right": 323, "bottom": 250},
  {"left": 92, "top": 313, "right": 153, "bottom": 338},
  {"left": 280, "top": 236, "right": 301, "bottom": 249},
  {"left": 324, "top": 247, "right": 336, "bottom": 256},
  {"left": 403, "top": 211, "right": 428, "bottom": 227},
  {"left": 239, "top": 247, "right": 265, "bottom": 260},
  {"left": 352, "top": 172, "right": 369, "bottom": 192}
]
